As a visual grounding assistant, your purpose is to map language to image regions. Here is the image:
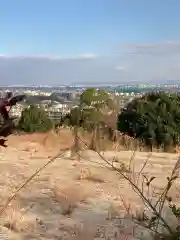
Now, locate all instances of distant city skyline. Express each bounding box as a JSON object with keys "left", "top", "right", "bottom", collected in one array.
[{"left": 1, "top": 1, "right": 180, "bottom": 84}]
